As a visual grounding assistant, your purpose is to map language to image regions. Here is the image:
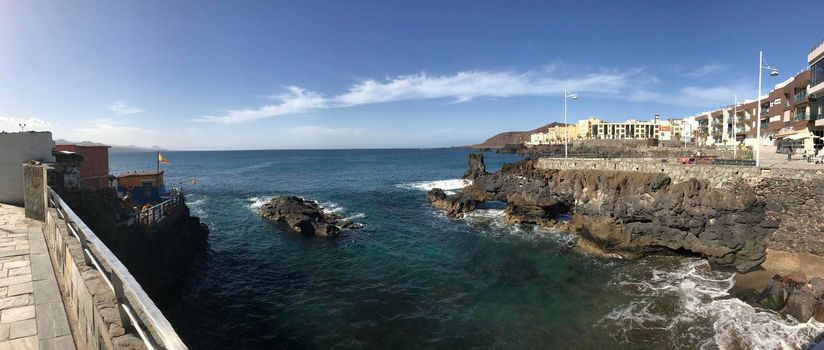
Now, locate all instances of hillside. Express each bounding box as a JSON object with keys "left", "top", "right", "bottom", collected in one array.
[{"left": 470, "top": 122, "right": 566, "bottom": 148}]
